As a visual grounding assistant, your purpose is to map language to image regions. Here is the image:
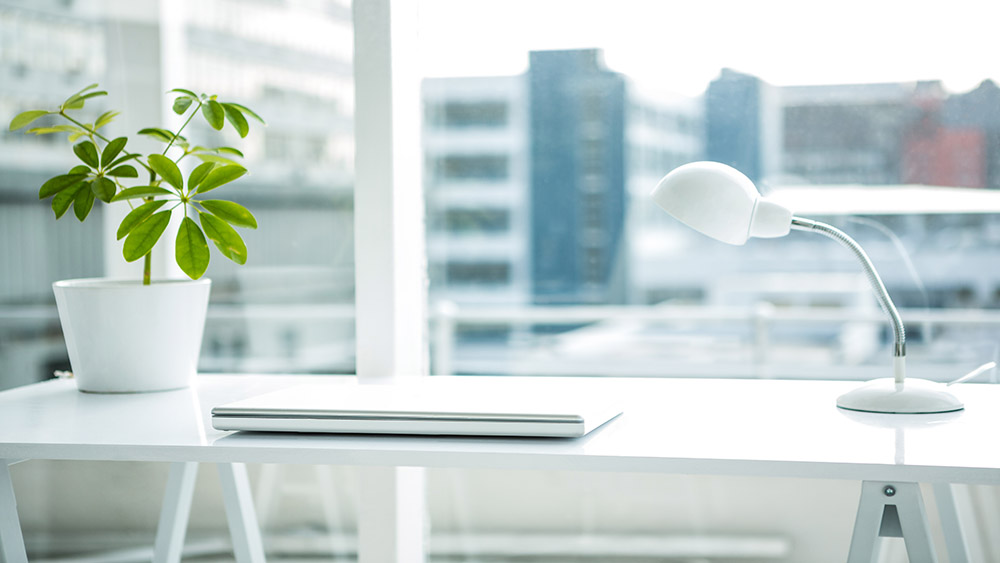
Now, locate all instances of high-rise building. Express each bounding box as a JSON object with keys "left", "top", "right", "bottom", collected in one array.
[
  {"left": 704, "top": 69, "right": 782, "bottom": 184},
  {"left": 528, "top": 49, "right": 627, "bottom": 305}
]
